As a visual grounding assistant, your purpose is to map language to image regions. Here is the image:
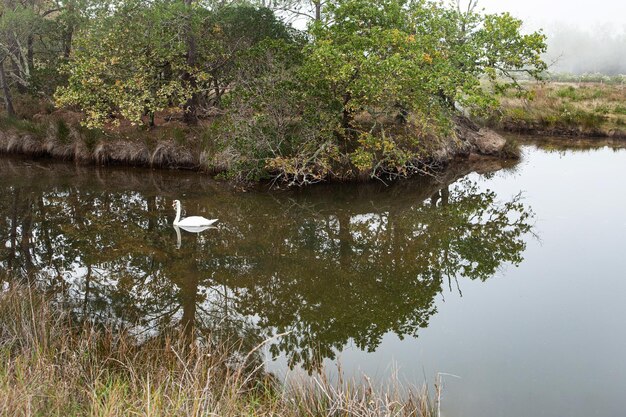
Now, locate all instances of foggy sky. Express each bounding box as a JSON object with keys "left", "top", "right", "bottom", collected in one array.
[
  {"left": 479, "top": 0, "right": 626, "bottom": 74},
  {"left": 291, "top": 1, "right": 626, "bottom": 74},
  {"left": 480, "top": 0, "right": 626, "bottom": 30}
]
